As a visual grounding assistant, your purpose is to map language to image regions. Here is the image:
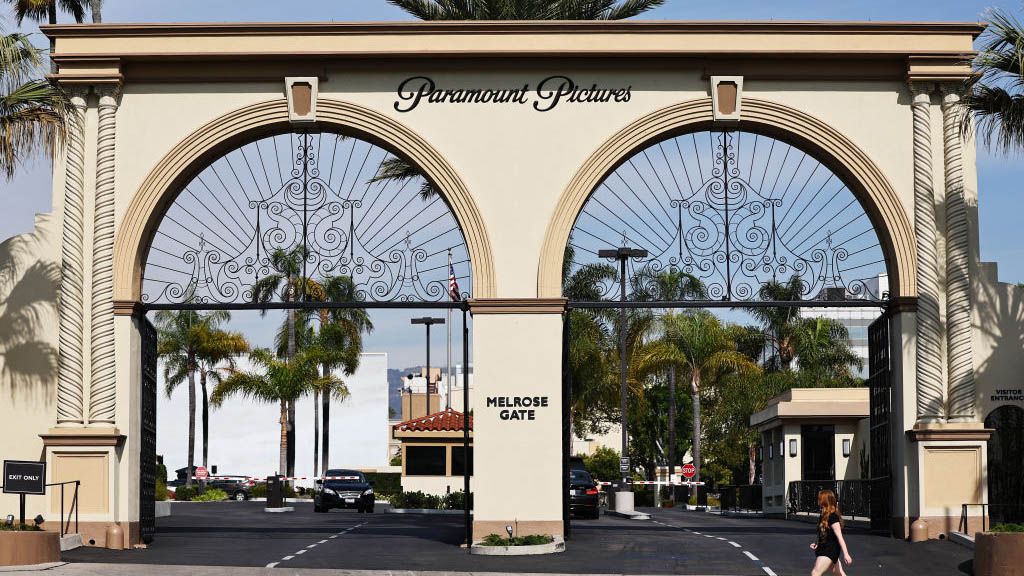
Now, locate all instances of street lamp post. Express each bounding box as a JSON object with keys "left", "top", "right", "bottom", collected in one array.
[
  {"left": 411, "top": 317, "right": 445, "bottom": 416},
  {"left": 597, "top": 246, "right": 647, "bottom": 512}
]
